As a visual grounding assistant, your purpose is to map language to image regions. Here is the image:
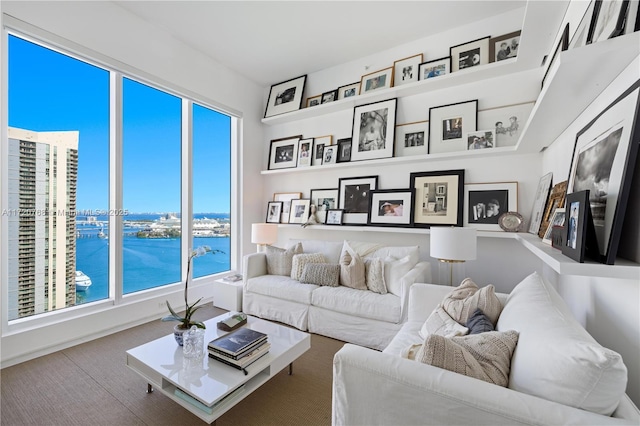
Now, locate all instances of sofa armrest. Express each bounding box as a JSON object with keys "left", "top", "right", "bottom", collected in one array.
[
  {"left": 398, "top": 261, "right": 431, "bottom": 322},
  {"left": 242, "top": 252, "right": 267, "bottom": 282},
  {"left": 332, "top": 344, "right": 637, "bottom": 426},
  {"left": 407, "top": 283, "right": 453, "bottom": 323}
]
